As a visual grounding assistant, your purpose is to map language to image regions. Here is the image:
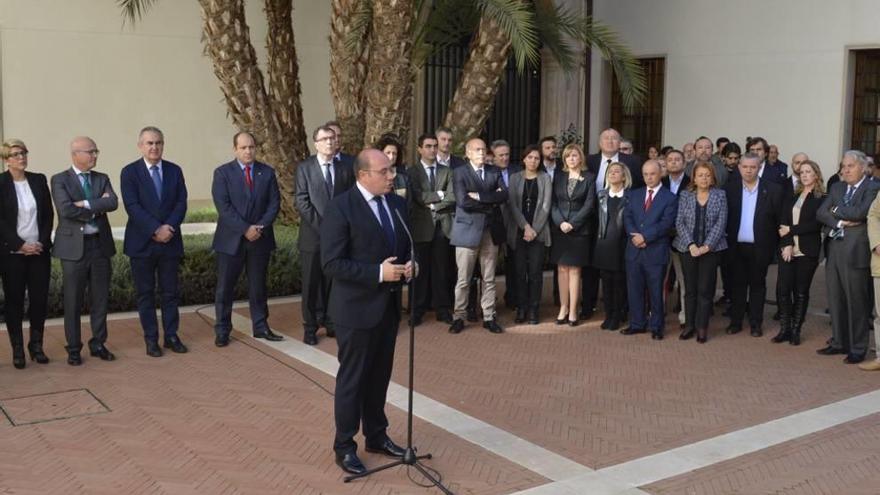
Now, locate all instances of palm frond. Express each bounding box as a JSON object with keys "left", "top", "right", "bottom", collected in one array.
[
  {"left": 342, "top": 0, "right": 373, "bottom": 58},
  {"left": 532, "top": 0, "right": 579, "bottom": 72},
  {"left": 412, "top": 0, "right": 481, "bottom": 68},
  {"left": 578, "top": 16, "right": 647, "bottom": 110},
  {"left": 118, "top": 0, "right": 158, "bottom": 26},
  {"left": 476, "top": 0, "right": 540, "bottom": 72}
]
